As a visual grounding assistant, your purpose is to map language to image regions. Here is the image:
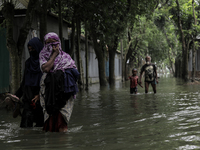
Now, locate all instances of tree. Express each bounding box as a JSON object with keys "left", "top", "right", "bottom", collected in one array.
[
  {"left": 191, "top": 0, "right": 198, "bottom": 82},
  {"left": 104, "top": 0, "right": 159, "bottom": 85},
  {"left": 38, "top": 0, "right": 48, "bottom": 43},
  {"left": 2, "top": 0, "right": 39, "bottom": 93},
  {"left": 168, "top": 0, "right": 198, "bottom": 81},
  {"left": 153, "top": 8, "right": 179, "bottom": 75}
]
